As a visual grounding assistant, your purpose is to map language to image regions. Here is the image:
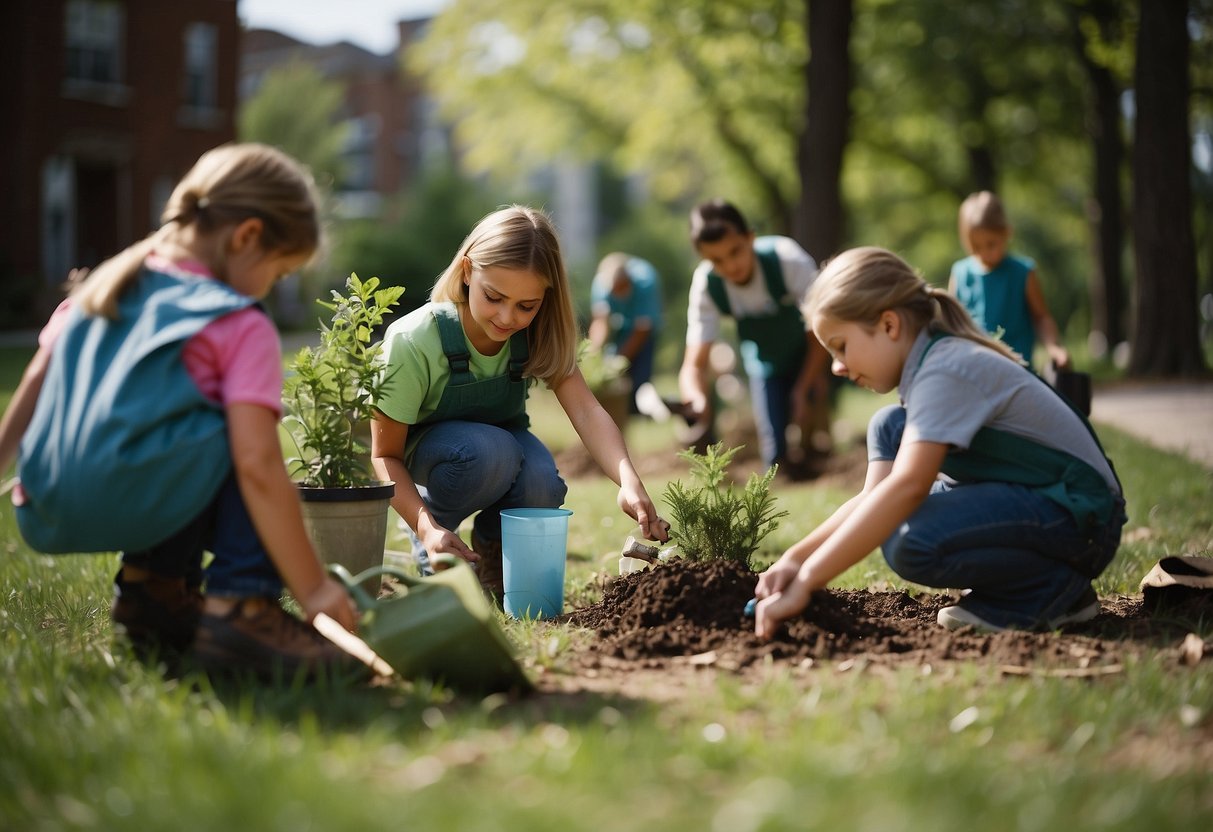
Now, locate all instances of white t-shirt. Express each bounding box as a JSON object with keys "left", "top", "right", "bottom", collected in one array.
[{"left": 684, "top": 235, "right": 818, "bottom": 345}]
